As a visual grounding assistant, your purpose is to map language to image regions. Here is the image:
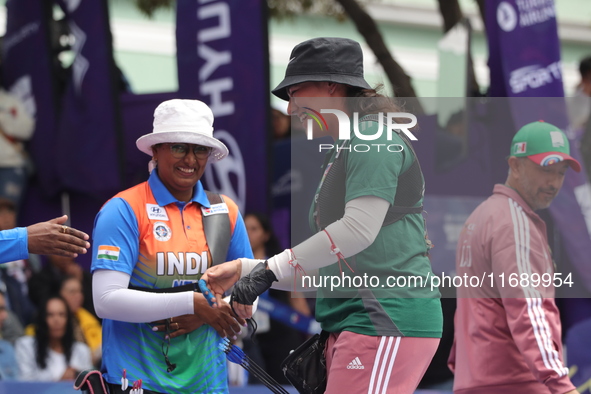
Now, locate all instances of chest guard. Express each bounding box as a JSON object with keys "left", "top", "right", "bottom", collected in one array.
[{"left": 314, "top": 114, "right": 424, "bottom": 231}]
